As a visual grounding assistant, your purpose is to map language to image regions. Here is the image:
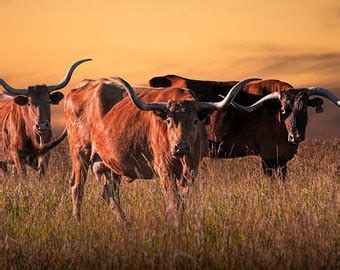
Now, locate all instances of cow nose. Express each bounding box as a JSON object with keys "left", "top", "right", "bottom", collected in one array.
[
  {"left": 174, "top": 142, "right": 191, "bottom": 156},
  {"left": 288, "top": 133, "right": 295, "bottom": 143},
  {"left": 295, "top": 133, "right": 305, "bottom": 143},
  {"left": 288, "top": 133, "right": 304, "bottom": 144},
  {"left": 36, "top": 121, "right": 50, "bottom": 132}
]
